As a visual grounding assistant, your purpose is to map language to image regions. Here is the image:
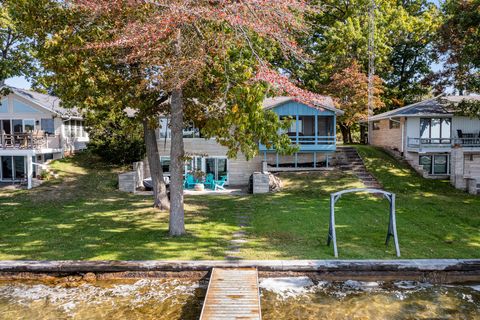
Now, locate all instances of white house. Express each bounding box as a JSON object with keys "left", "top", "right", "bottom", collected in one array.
[
  {"left": 0, "top": 86, "right": 89, "bottom": 188},
  {"left": 366, "top": 95, "right": 480, "bottom": 194}
]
